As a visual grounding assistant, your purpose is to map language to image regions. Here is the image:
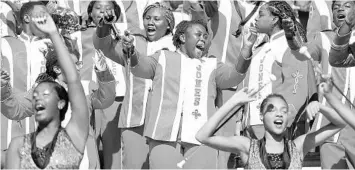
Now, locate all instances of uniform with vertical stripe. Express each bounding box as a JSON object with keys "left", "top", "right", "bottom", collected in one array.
[
  {"left": 131, "top": 50, "right": 245, "bottom": 144},
  {"left": 241, "top": 30, "right": 314, "bottom": 127}
]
